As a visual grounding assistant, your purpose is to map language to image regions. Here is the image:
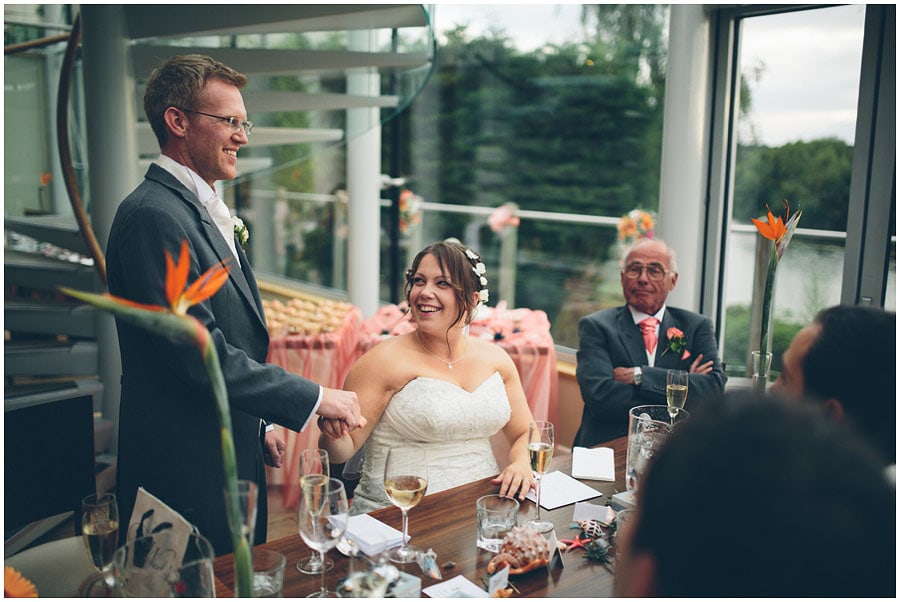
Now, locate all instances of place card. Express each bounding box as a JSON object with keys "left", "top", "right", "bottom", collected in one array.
[
  {"left": 572, "top": 501, "right": 617, "bottom": 526},
  {"left": 547, "top": 530, "right": 564, "bottom": 569},
  {"left": 487, "top": 565, "right": 510, "bottom": 596},
  {"left": 526, "top": 471, "right": 603, "bottom": 509},
  {"left": 423, "top": 575, "right": 488, "bottom": 598}
]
